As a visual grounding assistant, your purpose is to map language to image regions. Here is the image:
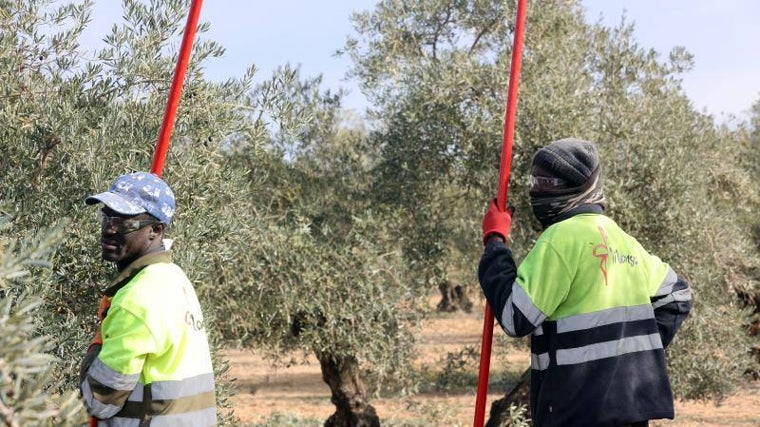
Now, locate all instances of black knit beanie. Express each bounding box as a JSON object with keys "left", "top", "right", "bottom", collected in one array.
[
  {"left": 529, "top": 138, "right": 605, "bottom": 227},
  {"left": 531, "top": 138, "right": 600, "bottom": 188}
]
